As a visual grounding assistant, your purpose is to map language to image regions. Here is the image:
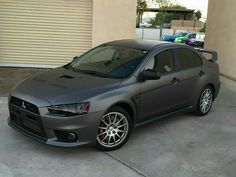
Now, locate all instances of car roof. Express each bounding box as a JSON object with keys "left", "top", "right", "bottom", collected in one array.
[
  {"left": 176, "top": 32, "right": 188, "bottom": 34},
  {"left": 188, "top": 32, "right": 197, "bottom": 34},
  {"left": 104, "top": 39, "right": 173, "bottom": 51}
]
